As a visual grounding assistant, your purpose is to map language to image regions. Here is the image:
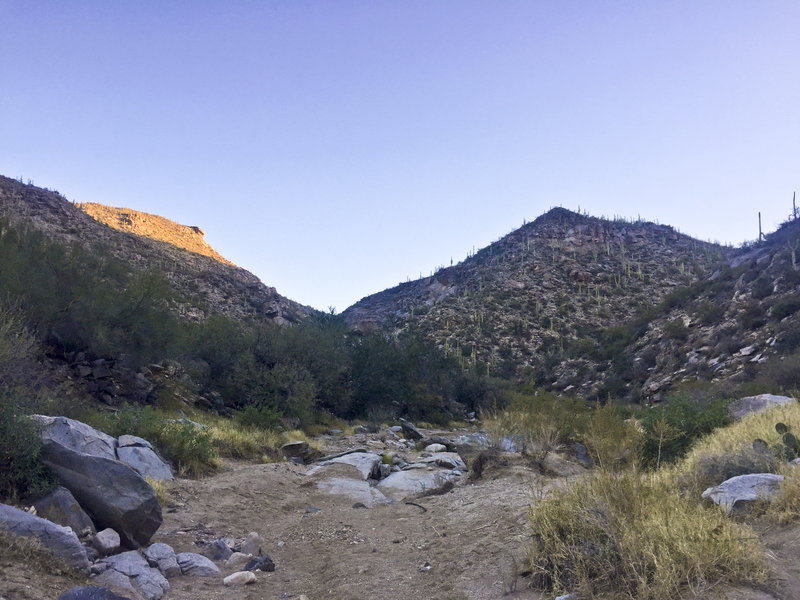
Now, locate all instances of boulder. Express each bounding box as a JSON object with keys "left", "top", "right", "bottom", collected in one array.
[
  {"left": 420, "top": 452, "right": 467, "bottom": 472},
  {"left": 308, "top": 452, "right": 382, "bottom": 480},
  {"left": 728, "top": 394, "right": 795, "bottom": 420},
  {"left": 280, "top": 441, "right": 319, "bottom": 464},
  {"left": 176, "top": 552, "right": 220, "bottom": 577},
  {"left": 702, "top": 473, "right": 785, "bottom": 515},
  {"left": 0, "top": 503, "right": 90, "bottom": 573},
  {"left": 398, "top": 418, "right": 424, "bottom": 441},
  {"left": 116, "top": 436, "right": 173, "bottom": 481},
  {"left": 34, "top": 416, "right": 162, "bottom": 548},
  {"left": 94, "top": 550, "right": 169, "bottom": 600},
  {"left": 223, "top": 571, "right": 257, "bottom": 586},
  {"left": 377, "top": 470, "right": 458, "bottom": 500},
  {"left": 142, "top": 543, "right": 181, "bottom": 578},
  {"left": 315, "top": 477, "right": 392, "bottom": 508},
  {"left": 424, "top": 443, "right": 447, "bottom": 453},
  {"left": 58, "top": 586, "right": 132, "bottom": 600},
  {"left": 33, "top": 486, "right": 96, "bottom": 536}
]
